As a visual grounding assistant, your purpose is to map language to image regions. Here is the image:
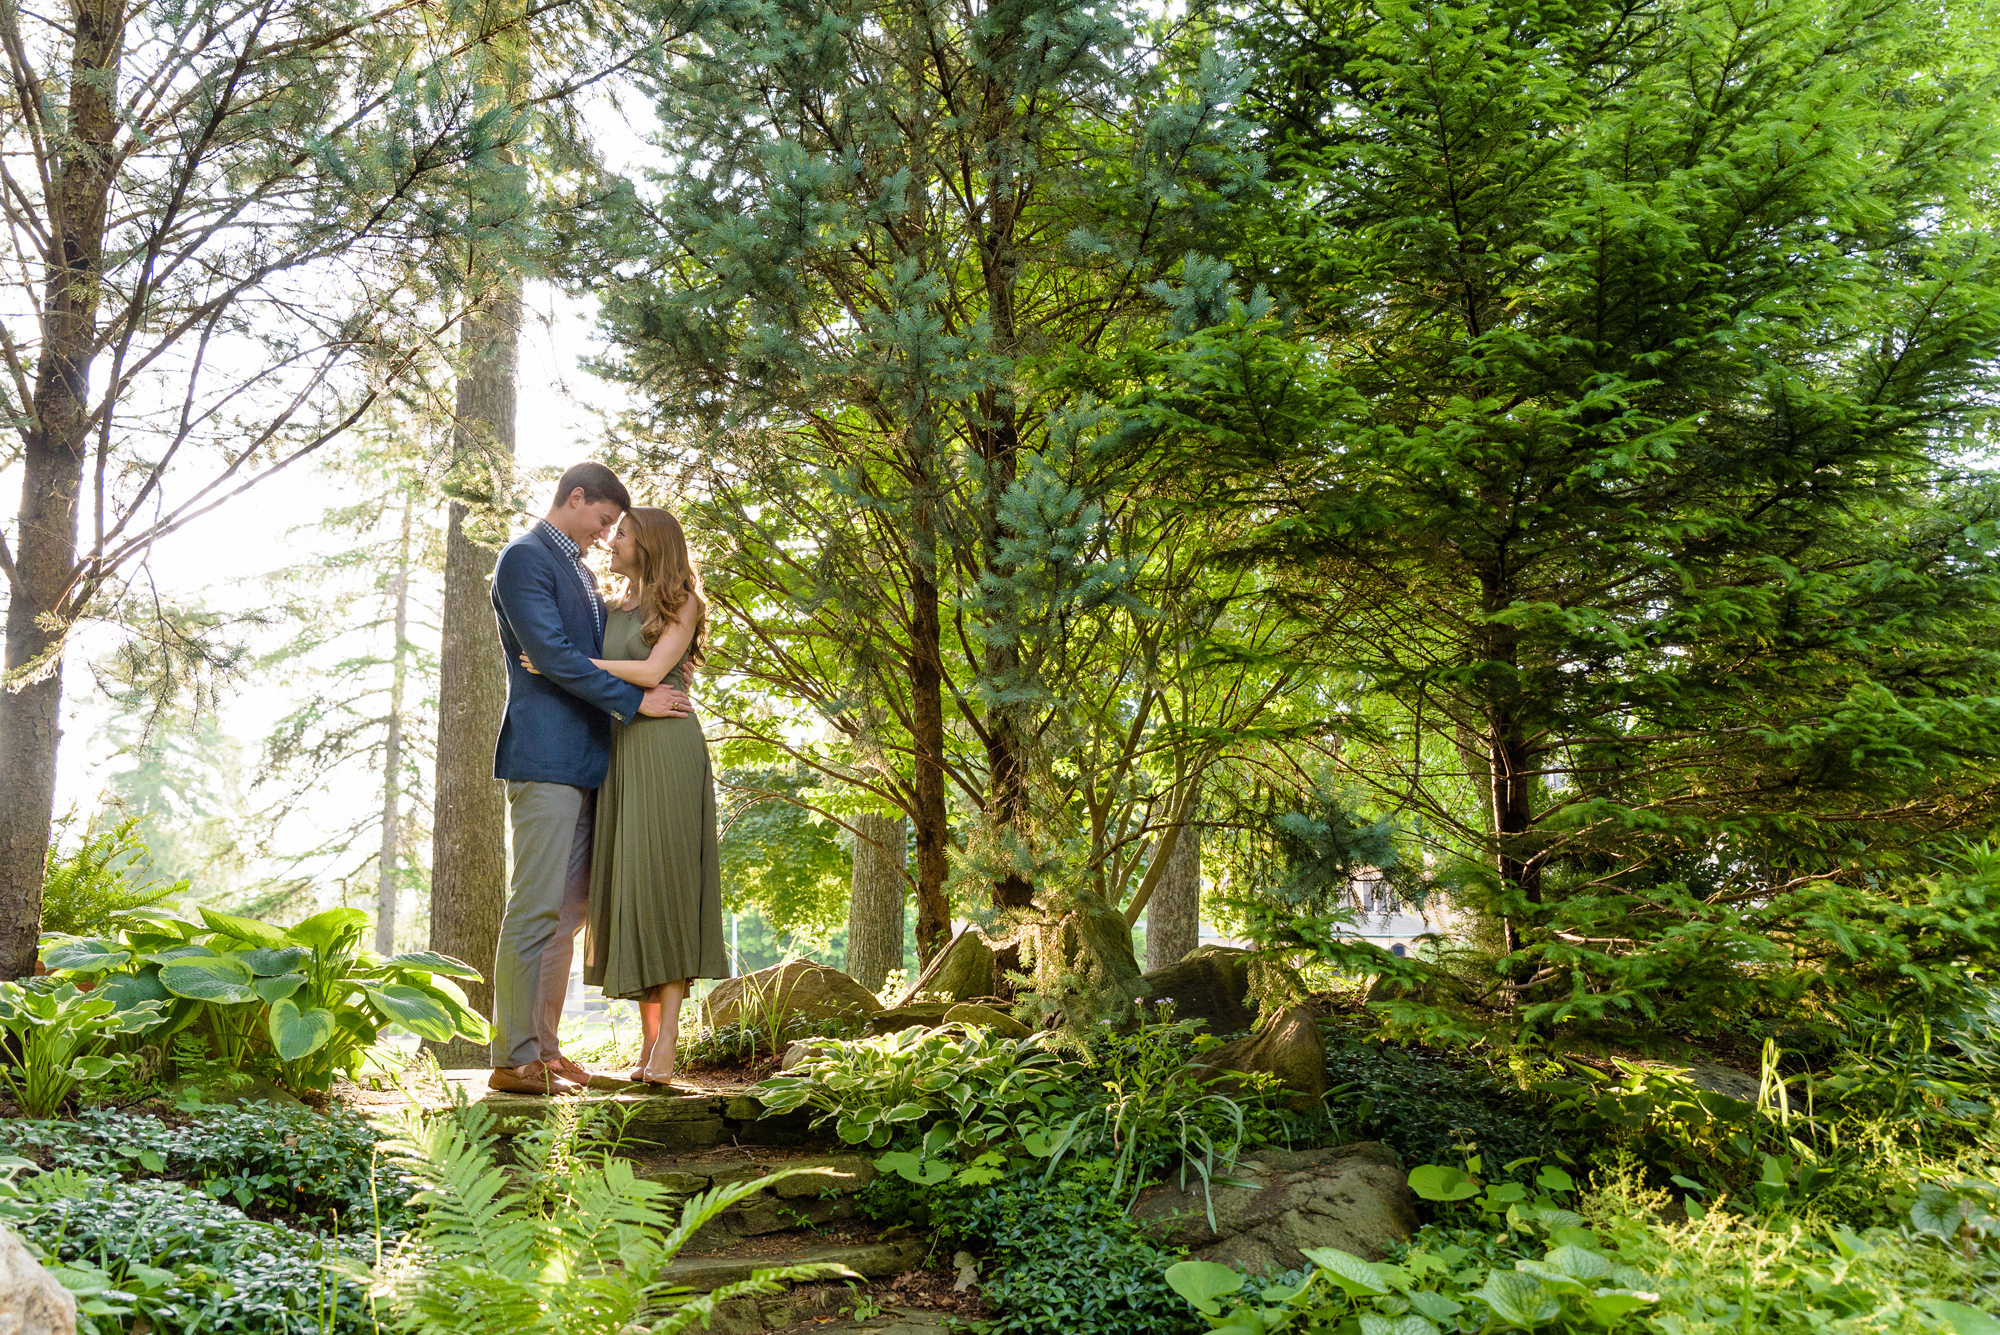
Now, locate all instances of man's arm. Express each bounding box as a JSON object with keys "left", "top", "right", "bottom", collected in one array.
[{"left": 493, "top": 545, "right": 647, "bottom": 722}]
